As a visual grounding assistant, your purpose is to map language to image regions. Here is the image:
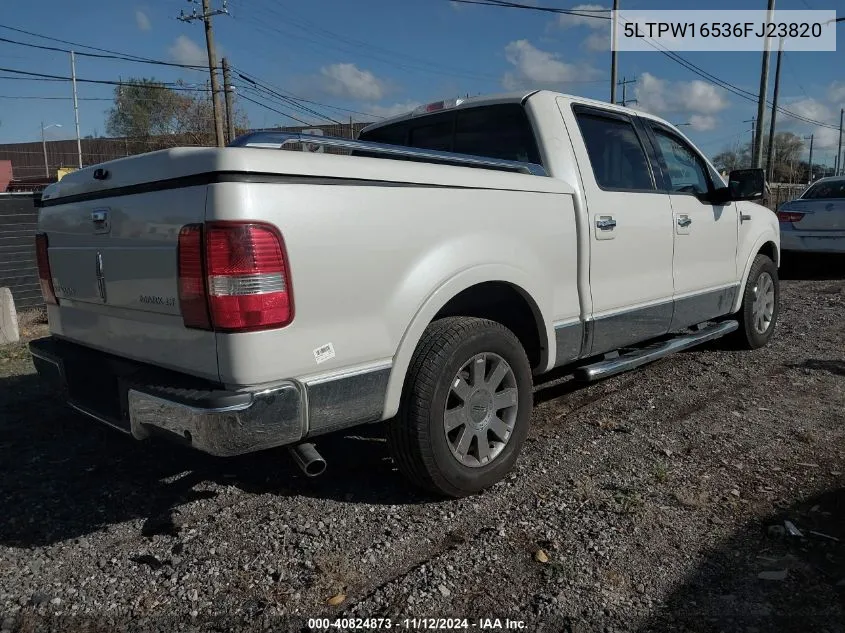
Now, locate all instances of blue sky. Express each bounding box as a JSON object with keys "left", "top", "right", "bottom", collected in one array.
[{"left": 1, "top": 0, "right": 843, "bottom": 164}]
